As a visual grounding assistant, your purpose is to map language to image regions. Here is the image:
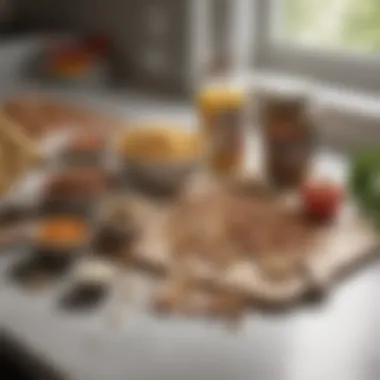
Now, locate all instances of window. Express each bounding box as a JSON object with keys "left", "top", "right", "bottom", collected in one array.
[
  {"left": 279, "top": 0, "right": 380, "bottom": 54},
  {"left": 252, "top": 0, "right": 380, "bottom": 94}
]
